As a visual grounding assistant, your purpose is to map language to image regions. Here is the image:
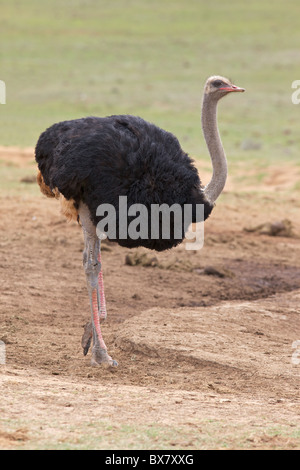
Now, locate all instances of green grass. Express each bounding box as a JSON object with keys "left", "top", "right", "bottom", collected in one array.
[
  {"left": 2, "top": 417, "right": 299, "bottom": 450},
  {"left": 0, "top": 0, "right": 300, "bottom": 167}
]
